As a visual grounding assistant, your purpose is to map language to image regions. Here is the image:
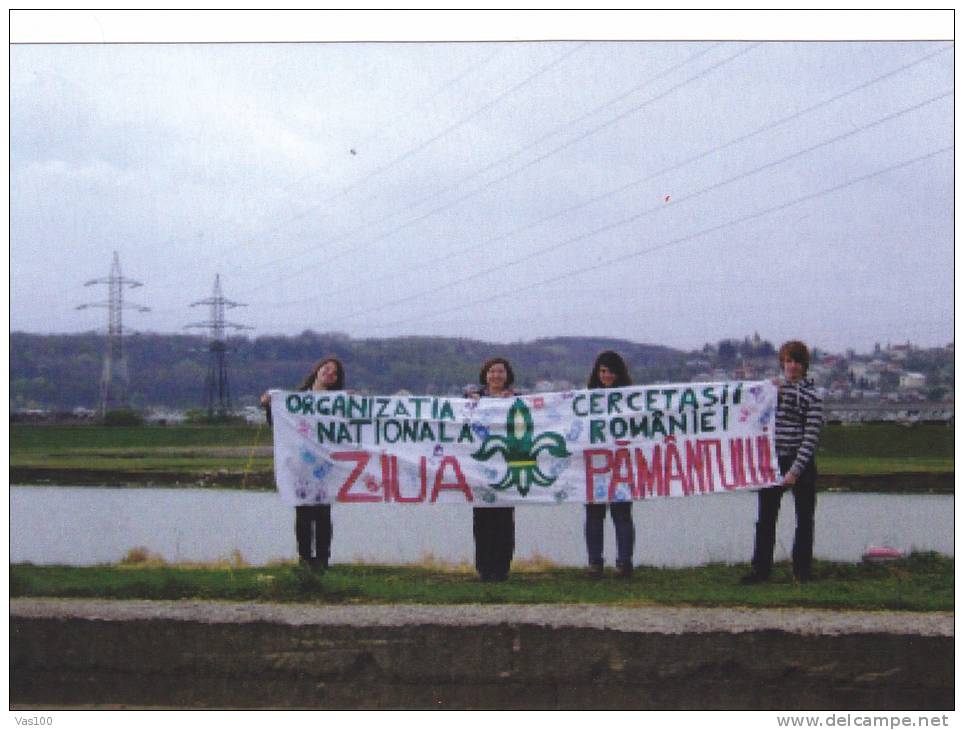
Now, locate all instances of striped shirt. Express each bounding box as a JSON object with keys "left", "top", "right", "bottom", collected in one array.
[{"left": 775, "top": 377, "right": 824, "bottom": 477}]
